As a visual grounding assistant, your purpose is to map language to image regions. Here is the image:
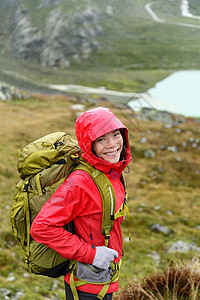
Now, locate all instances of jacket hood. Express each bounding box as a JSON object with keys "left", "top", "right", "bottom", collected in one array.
[{"left": 75, "top": 107, "right": 132, "bottom": 174}]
